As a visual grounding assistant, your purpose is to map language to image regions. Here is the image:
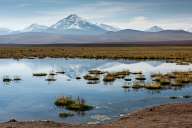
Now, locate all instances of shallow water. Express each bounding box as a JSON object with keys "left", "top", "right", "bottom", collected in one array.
[{"left": 0, "top": 58, "right": 192, "bottom": 124}]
